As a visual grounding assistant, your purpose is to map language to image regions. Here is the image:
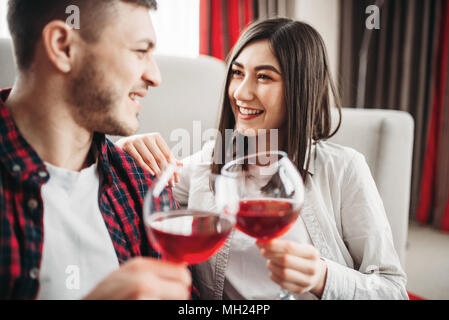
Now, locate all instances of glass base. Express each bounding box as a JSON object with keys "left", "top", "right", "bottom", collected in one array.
[{"left": 279, "top": 288, "right": 296, "bottom": 300}]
